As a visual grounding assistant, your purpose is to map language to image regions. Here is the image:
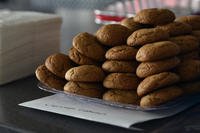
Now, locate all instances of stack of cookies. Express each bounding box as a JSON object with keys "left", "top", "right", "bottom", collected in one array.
[
  {"left": 94, "top": 24, "right": 140, "bottom": 104},
  {"left": 35, "top": 8, "right": 200, "bottom": 108},
  {"left": 35, "top": 53, "right": 74, "bottom": 90},
  {"left": 64, "top": 32, "right": 107, "bottom": 98},
  {"left": 126, "top": 9, "right": 184, "bottom": 107}
]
